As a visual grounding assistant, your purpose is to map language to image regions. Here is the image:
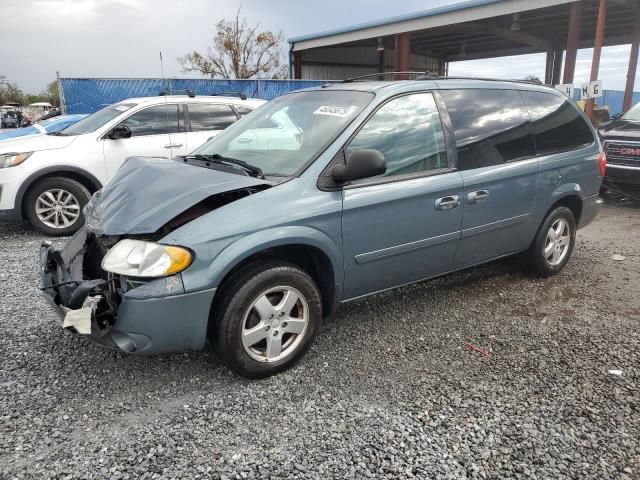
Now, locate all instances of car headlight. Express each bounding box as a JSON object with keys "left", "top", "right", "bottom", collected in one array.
[
  {"left": 0, "top": 152, "right": 32, "bottom": 168},
  {"left": 101, "top": 239, "right": 193, "bottom": 277}
]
